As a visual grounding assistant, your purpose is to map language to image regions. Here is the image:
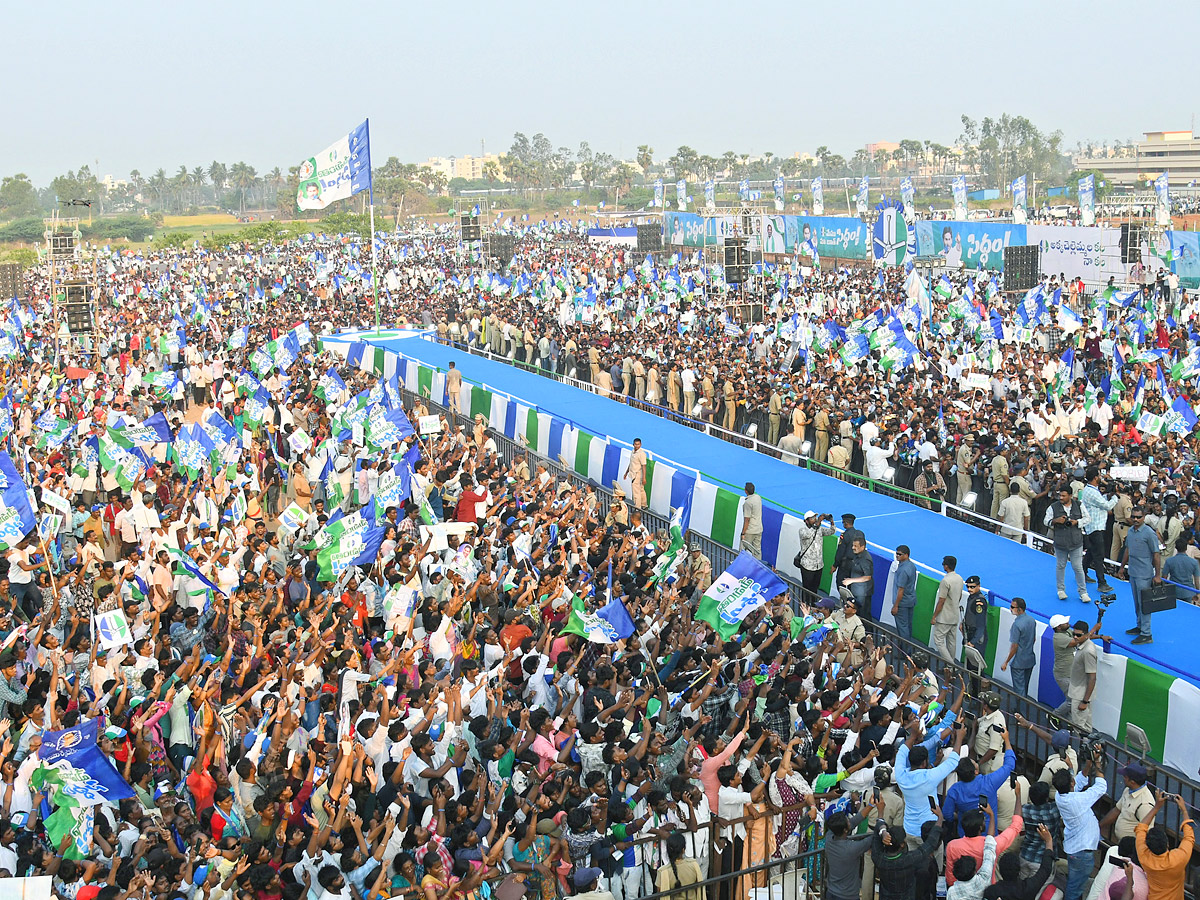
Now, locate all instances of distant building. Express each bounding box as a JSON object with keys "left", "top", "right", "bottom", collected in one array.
[
  {"left": 101, "top": 174, "right": 128, "bottom": 192},
  {"left": 422, "top": 154, "right": 506, "bottom": 182},
  {"left": 1073, "top": 131, "right": 1200, "bottom": 188}
]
